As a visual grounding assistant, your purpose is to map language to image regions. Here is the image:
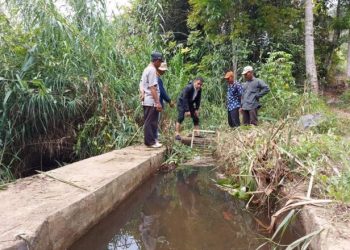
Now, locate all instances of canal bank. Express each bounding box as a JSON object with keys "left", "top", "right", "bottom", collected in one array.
[{"left": 0, "top": 145, "right": 165, "bottom": 250}]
